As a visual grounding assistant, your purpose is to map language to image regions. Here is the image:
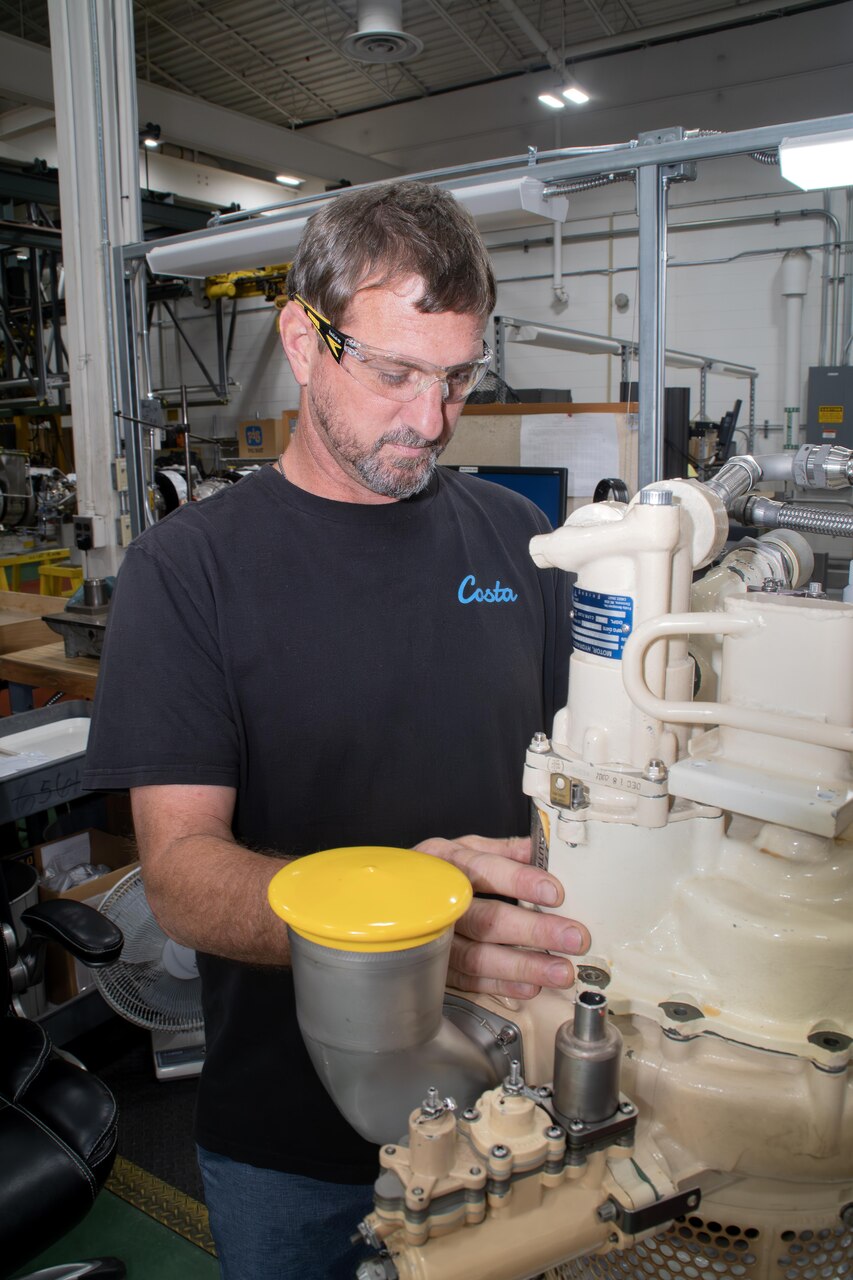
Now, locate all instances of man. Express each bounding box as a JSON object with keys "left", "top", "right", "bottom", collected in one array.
[{"left": 84, "top": 181, "right": 586, "bottom": 1279}]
